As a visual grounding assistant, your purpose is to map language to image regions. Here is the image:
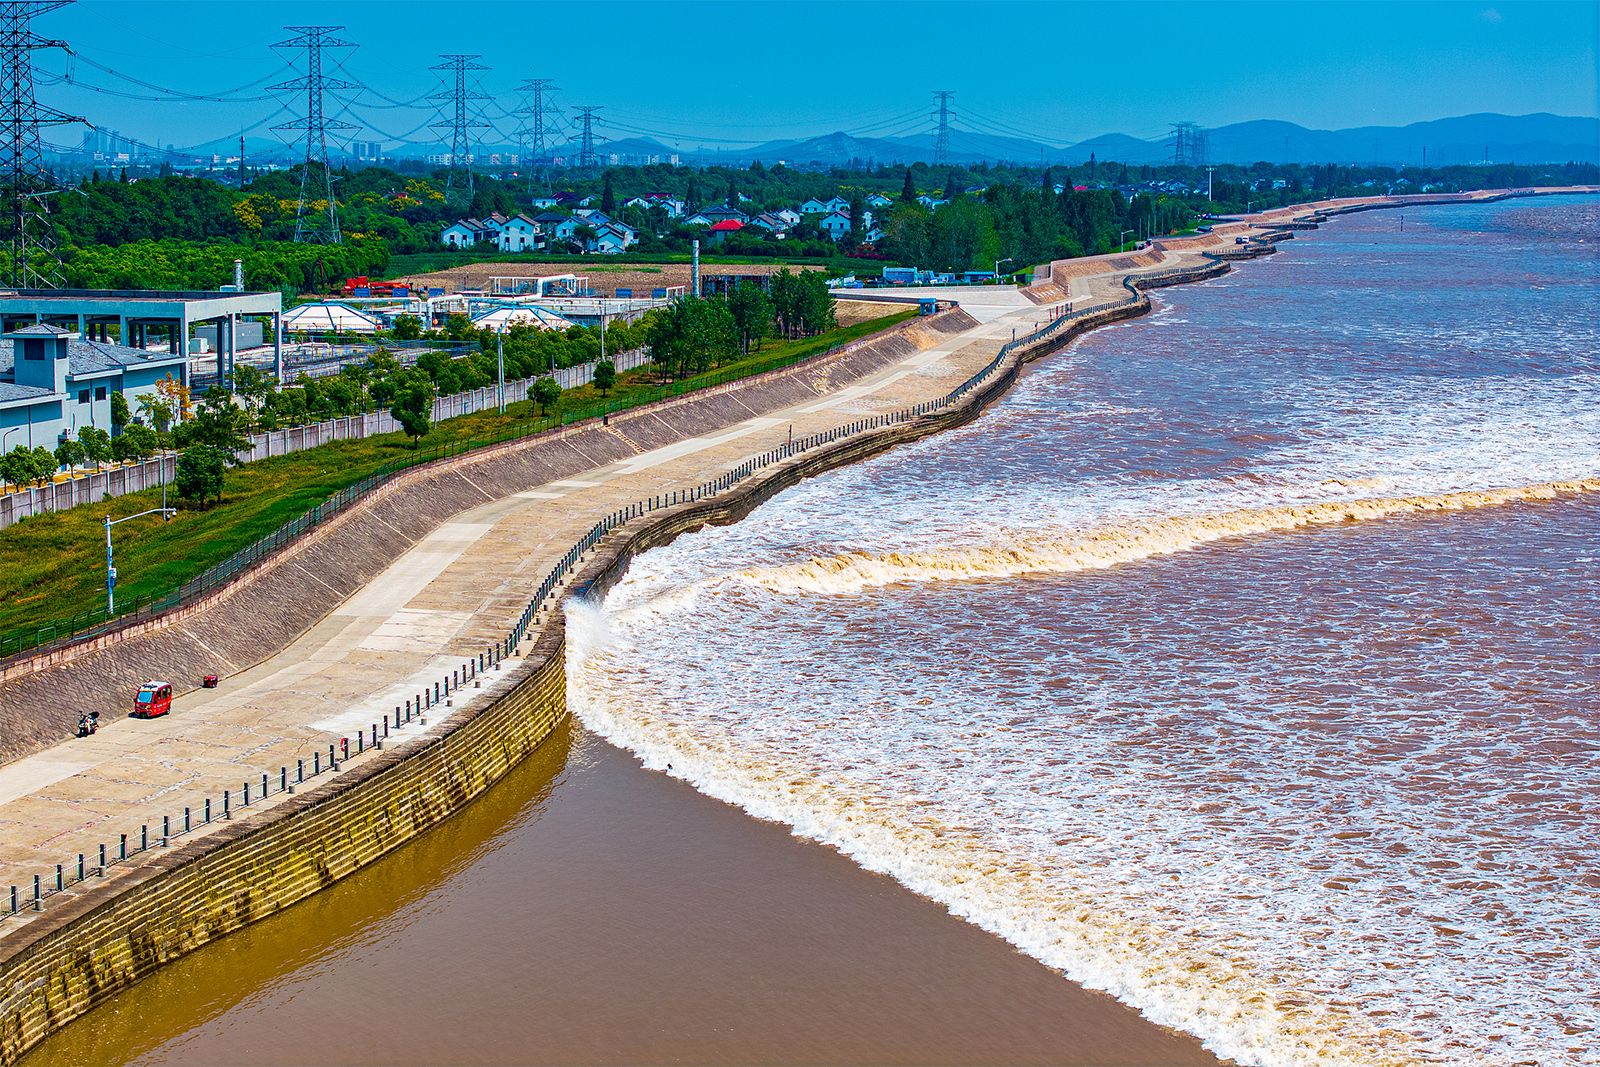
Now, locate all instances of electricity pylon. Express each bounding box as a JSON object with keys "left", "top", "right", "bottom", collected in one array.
[
  {"left": 1, "top": 1, "right": 84, "bottom": 287},
  {"left": 932, "top": 91, "right": 954, "bottom": 168},
  {"left": 574, "top": 105, "right": 602, "bottom": 171},
  {"left": 430, "top": 54, "right": 489, "bottom": 204},
  {"left": 513, "top": 78, "right": 558, "bottom": 193},
  {"left": 272, "top": 25, "right": 356, "bottom": 245}
]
